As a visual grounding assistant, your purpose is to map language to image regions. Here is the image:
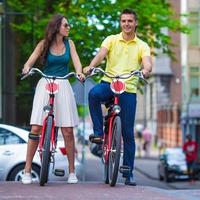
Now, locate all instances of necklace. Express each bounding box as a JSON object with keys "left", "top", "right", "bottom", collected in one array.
[{"left": 50, "top": 43, "right": 65, "bottom": 56}]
